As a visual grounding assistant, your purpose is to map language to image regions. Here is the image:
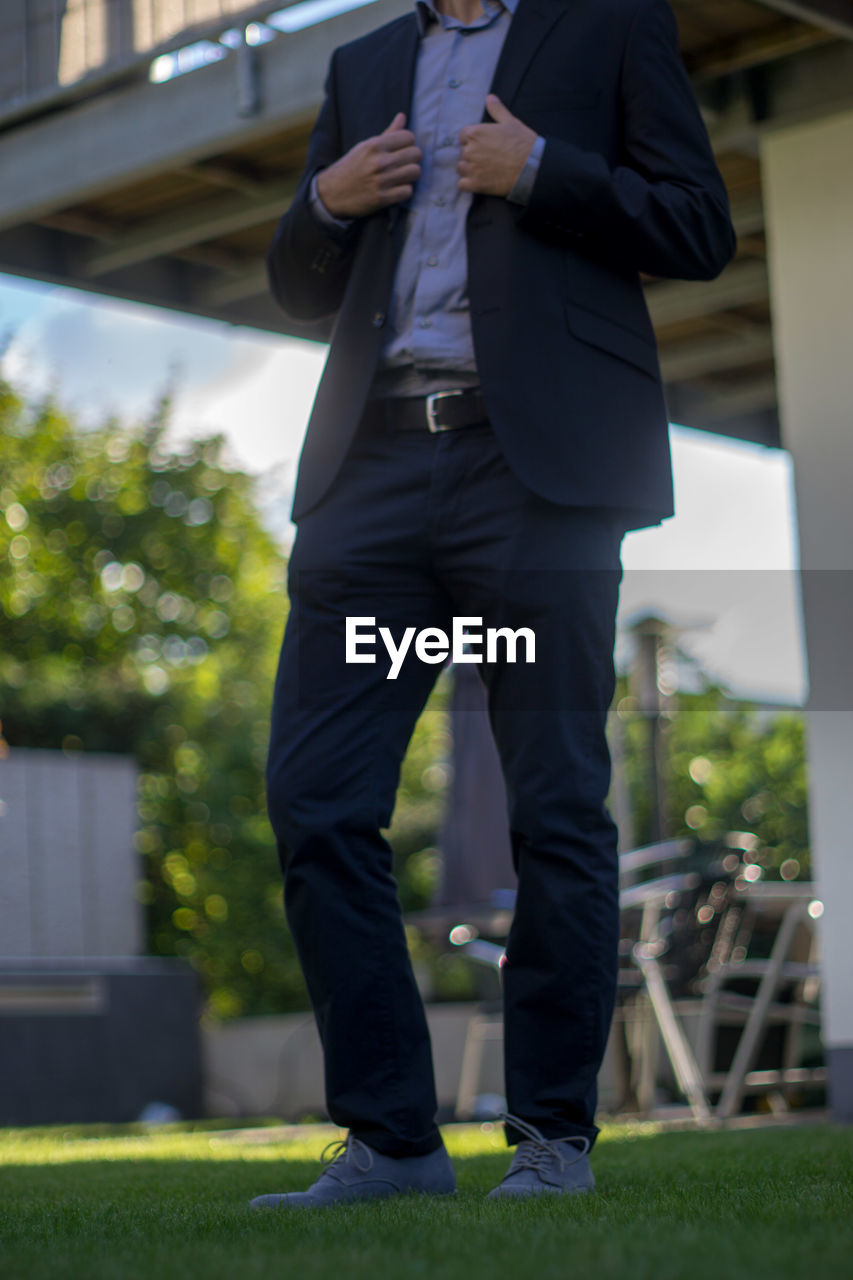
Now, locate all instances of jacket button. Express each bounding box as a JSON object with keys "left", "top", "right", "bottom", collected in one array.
[{"left": 372, "top": 312, "right": 386, "bottom": 328}]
